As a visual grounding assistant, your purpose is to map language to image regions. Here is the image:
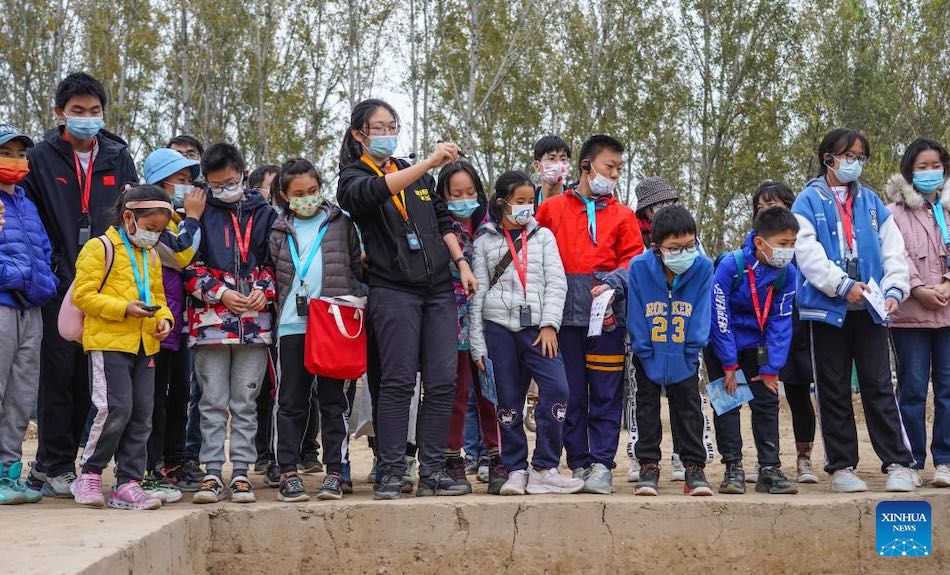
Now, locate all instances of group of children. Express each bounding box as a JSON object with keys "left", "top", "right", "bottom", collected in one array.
[{"left": 0, "top": 75, "right": 948, "bottom": 509}]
